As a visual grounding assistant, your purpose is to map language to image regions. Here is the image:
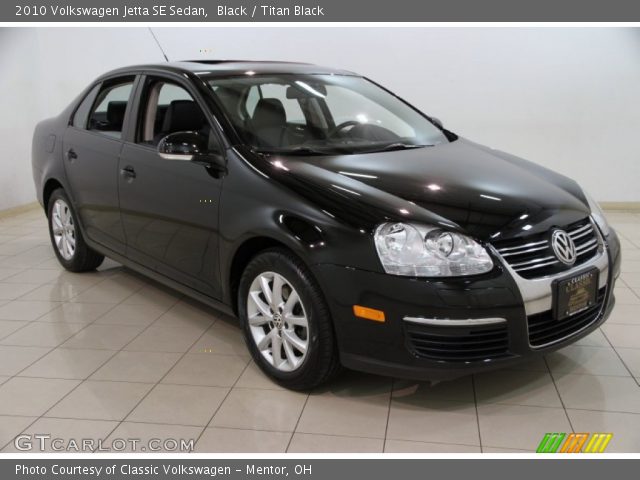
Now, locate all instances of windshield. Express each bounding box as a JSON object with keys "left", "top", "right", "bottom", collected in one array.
[{"left": 206, "top": 74, "right": 449, "bottom": 155}]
